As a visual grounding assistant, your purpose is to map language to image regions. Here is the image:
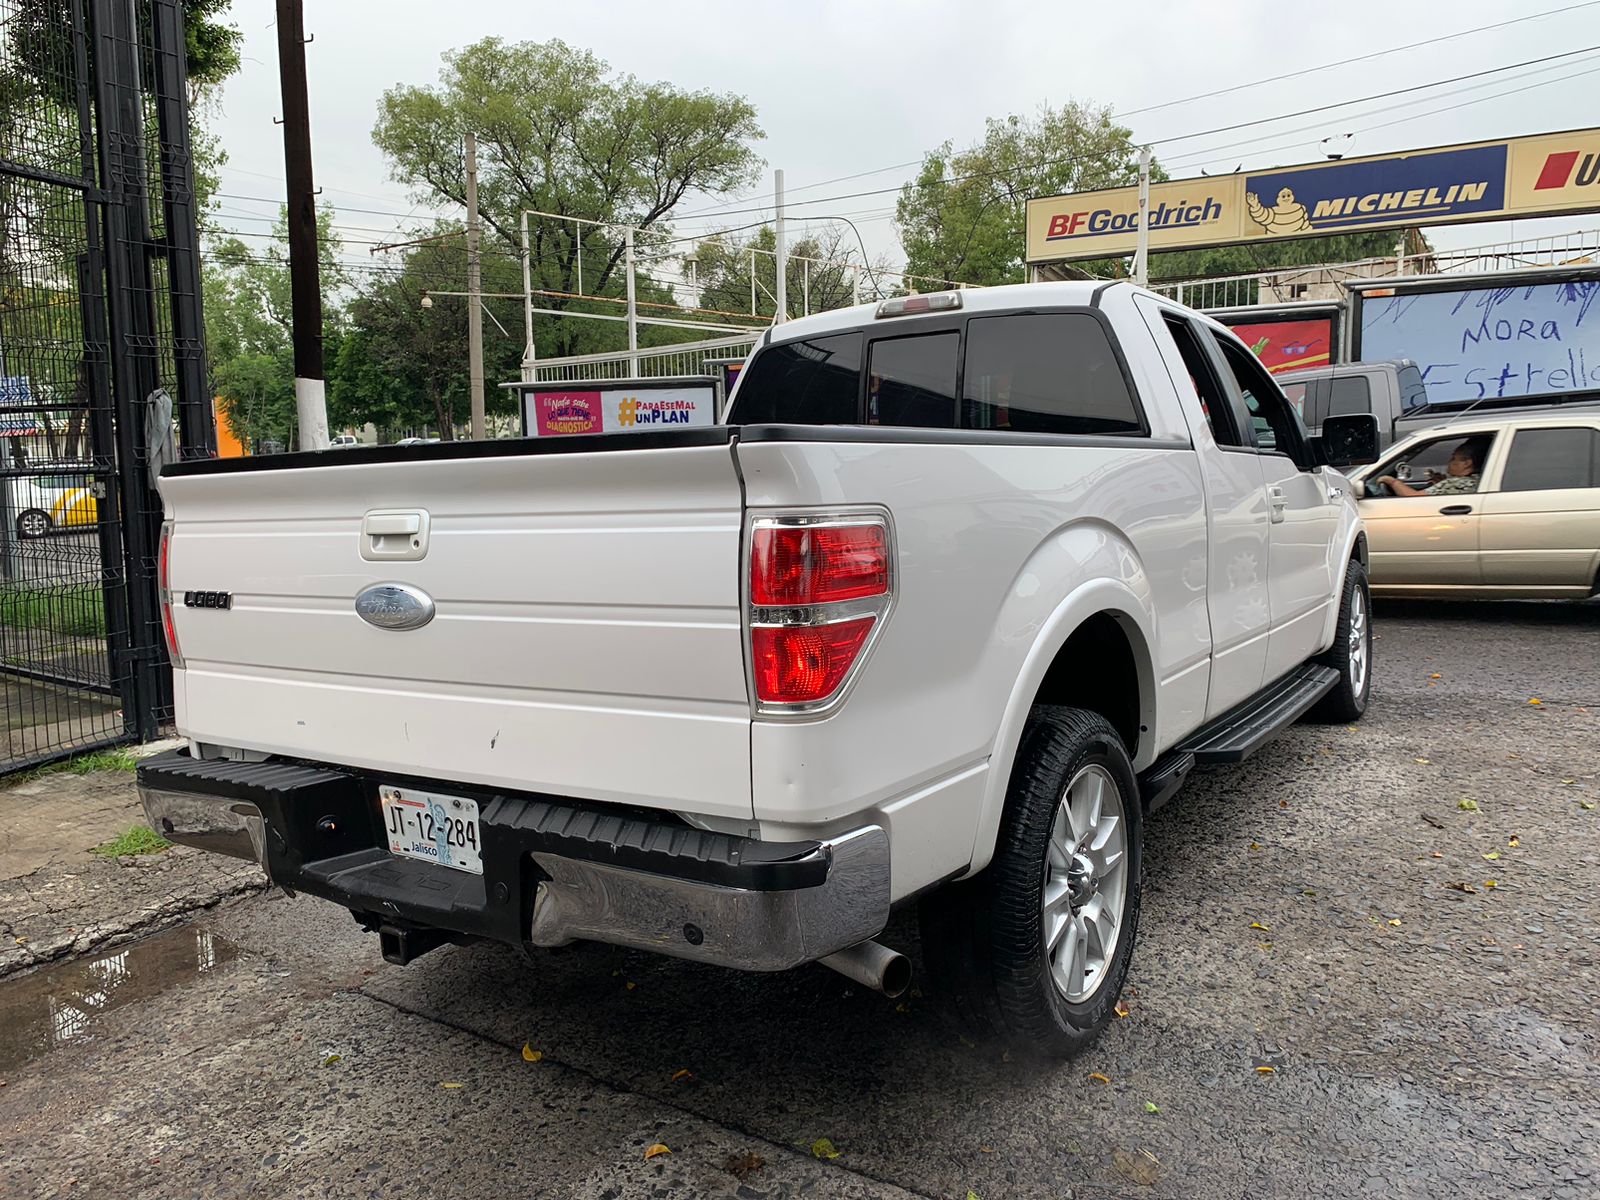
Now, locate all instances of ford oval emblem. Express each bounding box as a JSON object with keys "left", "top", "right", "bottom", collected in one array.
[{"left": 354, "top": 583, "right": 435, "bottom": 631}]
